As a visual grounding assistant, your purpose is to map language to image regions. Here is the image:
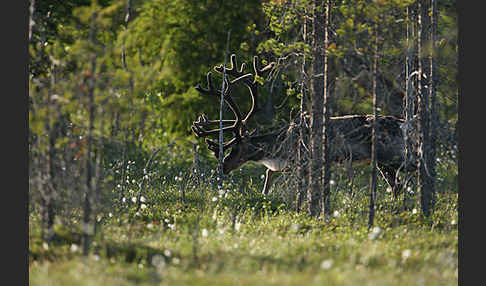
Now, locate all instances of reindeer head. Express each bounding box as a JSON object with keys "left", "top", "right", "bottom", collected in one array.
[{"left": 191, "top": 54, "right": 275, "bottom": 174}]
